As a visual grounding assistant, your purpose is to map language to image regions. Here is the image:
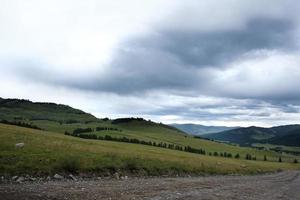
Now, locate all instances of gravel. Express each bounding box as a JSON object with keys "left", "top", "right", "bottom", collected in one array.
[{"left": 0, "top": 171, "right": 299, "bottom": 200}]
